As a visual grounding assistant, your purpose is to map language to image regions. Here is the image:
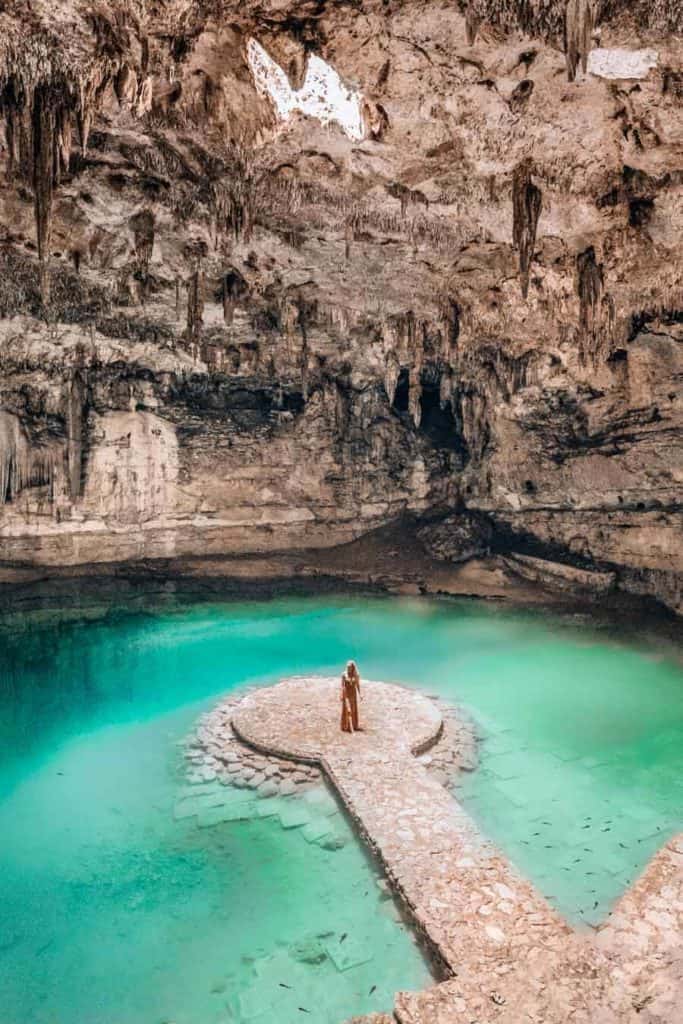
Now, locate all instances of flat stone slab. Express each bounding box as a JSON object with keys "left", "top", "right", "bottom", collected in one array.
[{"left": 231, "top": 676, "right": 683, "bottom": 1023}]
